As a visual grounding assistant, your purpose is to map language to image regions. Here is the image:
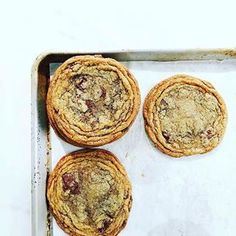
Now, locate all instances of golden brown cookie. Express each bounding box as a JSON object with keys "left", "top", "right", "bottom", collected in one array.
[
  {"left": 47, "top": 55, "right": 140, "bottom": 147},
  {"left": 47, "top": 149, "right": 132, "bottom": 236},
  {"left": 143, "top": 74, "right": 227, "bottom": 157}
]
